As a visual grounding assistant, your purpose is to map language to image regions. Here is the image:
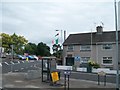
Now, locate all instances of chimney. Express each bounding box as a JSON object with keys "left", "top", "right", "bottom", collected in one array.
[{"left": 96, "top": 26, "right": 103, "bottom": 34}]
